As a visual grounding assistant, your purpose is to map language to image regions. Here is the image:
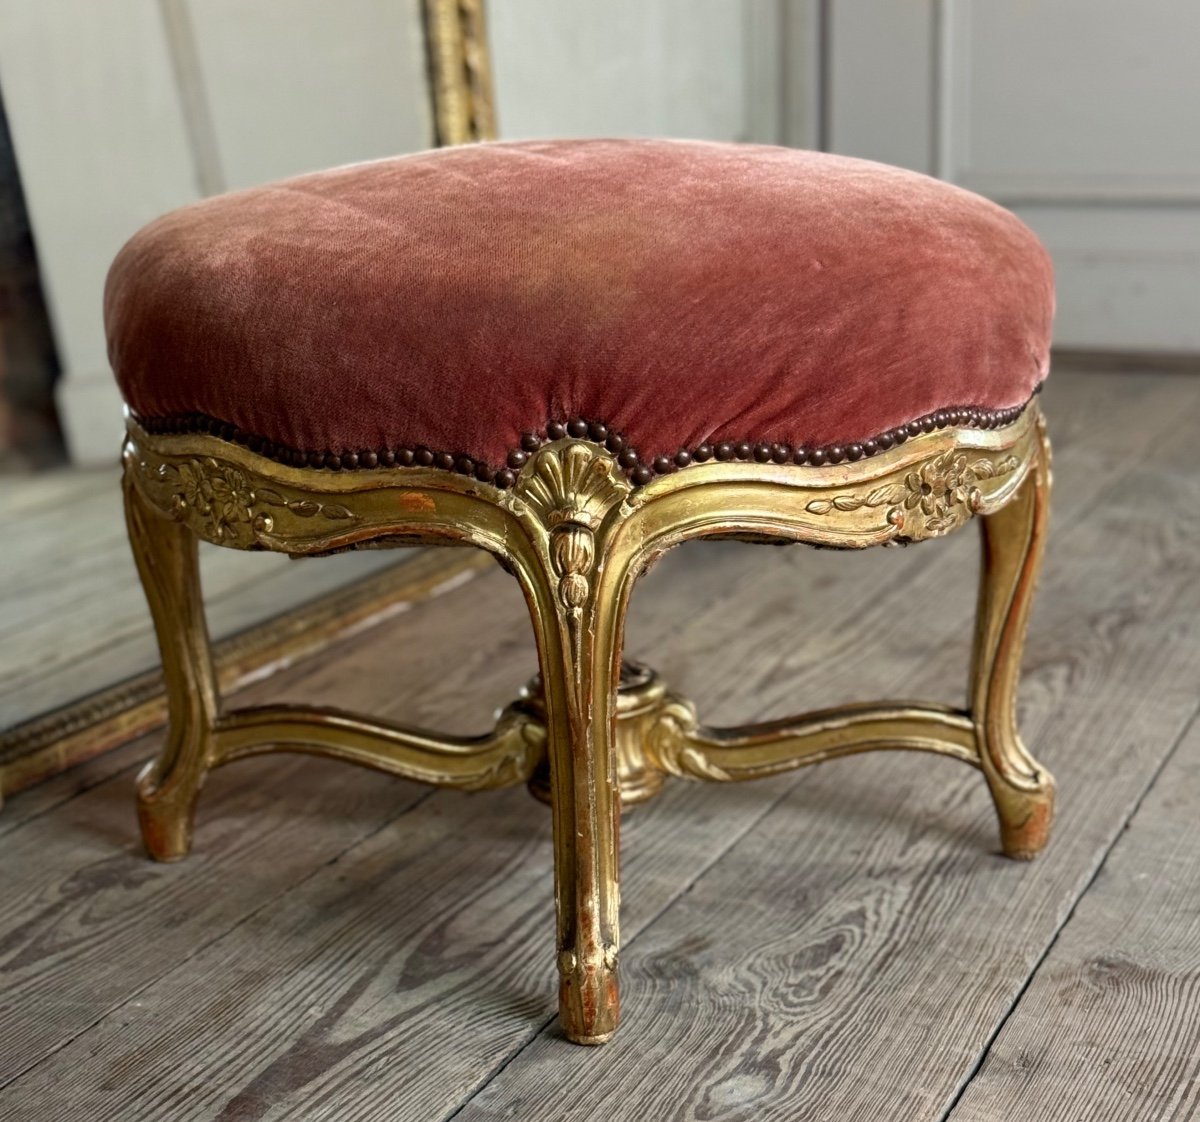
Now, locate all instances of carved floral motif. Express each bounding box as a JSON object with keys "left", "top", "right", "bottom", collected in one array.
[
  {"left": 804, "top": 451, "right": 1021, "bottom": 537},
  {"left": 144, "top": 456, "right": 358, "bottom": 546}
]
